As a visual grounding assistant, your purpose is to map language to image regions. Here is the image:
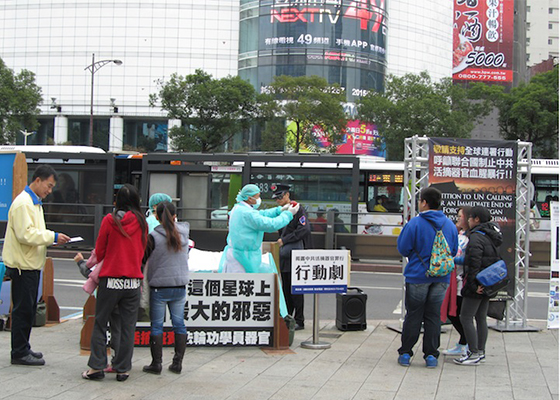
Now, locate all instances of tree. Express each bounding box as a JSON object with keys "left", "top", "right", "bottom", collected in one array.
[
  {"left": 149, "top": 69, "right": 259, "bottom": 152},
  {"left": 471, "top": 66, "right": 558, "bottom": 159},
  {"left": 0, "top": 58, "right": 43, "bottom": 144},
  {"left": 261, "top": 75, "right": 348, "bottom": 153},
  {"left": 356, "top": 72, "right": 491, "bottom": 161}
]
